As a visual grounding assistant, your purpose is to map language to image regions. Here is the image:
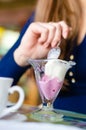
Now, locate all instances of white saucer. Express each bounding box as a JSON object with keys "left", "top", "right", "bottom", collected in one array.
[
  {"left": 0, "top": 103, "right": 27, "bottom": 122},
  {"left": 0, "top": 111, "right": 27, "bottom": 122}
]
